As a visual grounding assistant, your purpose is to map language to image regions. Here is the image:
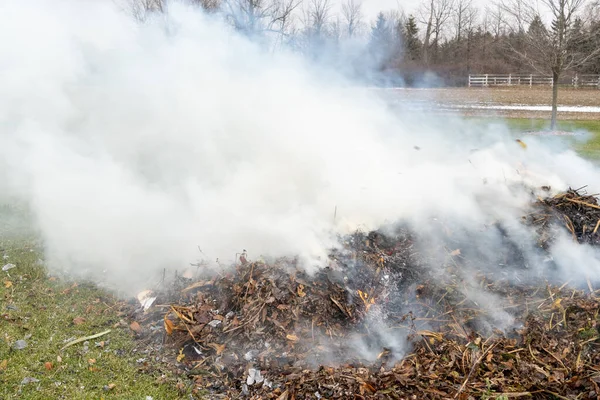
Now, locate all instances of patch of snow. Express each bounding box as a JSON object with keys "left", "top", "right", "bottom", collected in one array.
[{"left": 454, "top": 104, "right": 600, "bottom": 113}]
